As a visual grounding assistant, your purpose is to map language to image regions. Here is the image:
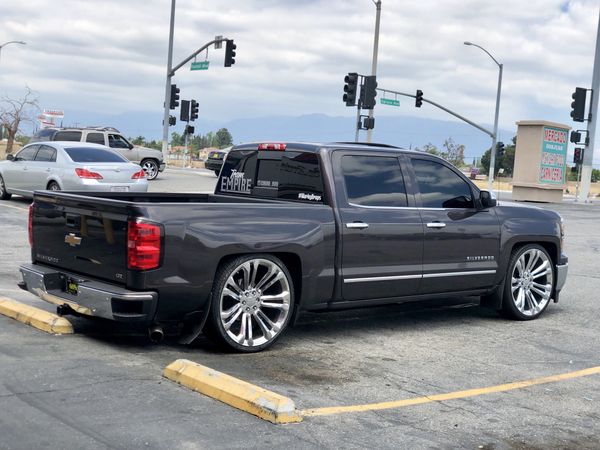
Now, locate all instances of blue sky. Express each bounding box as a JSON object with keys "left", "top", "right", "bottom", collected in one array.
[{"left": 0, "top": 0, "right": 599, "bottom": 157}]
